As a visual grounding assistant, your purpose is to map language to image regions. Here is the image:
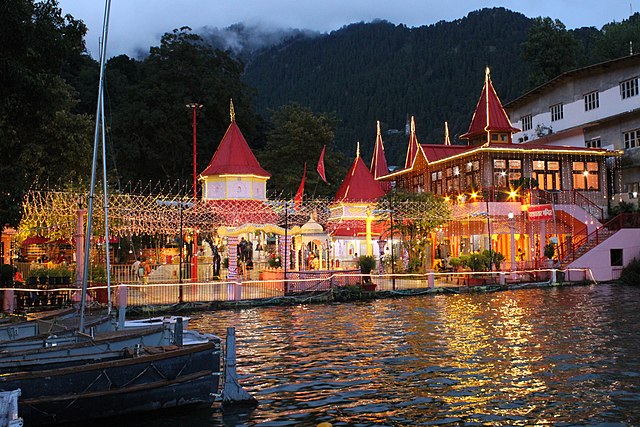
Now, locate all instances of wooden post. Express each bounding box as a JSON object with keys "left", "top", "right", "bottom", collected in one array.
[{"left": 223, "top": 327, "right": 258, "bottom": 406}]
